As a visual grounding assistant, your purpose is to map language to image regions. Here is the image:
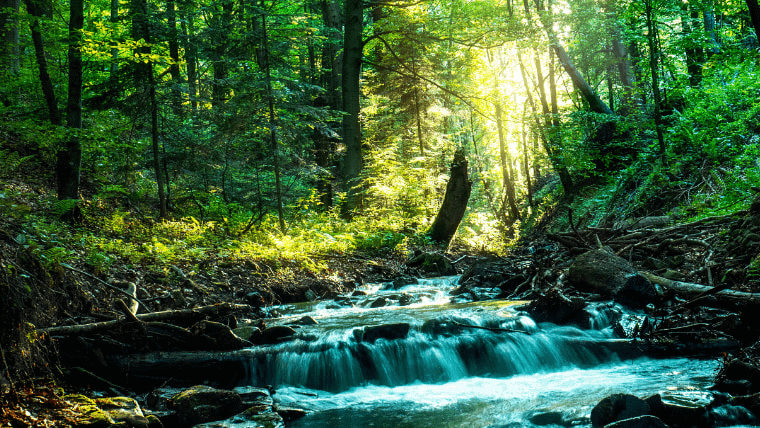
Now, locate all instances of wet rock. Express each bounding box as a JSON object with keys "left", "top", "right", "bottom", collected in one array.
[
  {"left": 275, "top": 406, "right": 308, "bottom": 422},
  {"left": 369, "top": 297, "right": 387, "bottom": 308},
  {"left": 232, "top": 325, "right": 261, "bottom": 342},
  {"left": 407, "top": 252, "right": 456, "bottom": 276},
  {"left": 603, "top": 415, "right": 668, "bottom": 428},
  {"left": 398, "top": 293, "right": 415, "bottom": 306},
  {"left": 235, "top": 386, "right": 274, "bottom": 409},
  {"left": 351, "top": 290, "right": 368, "bottom": 296},
  {"left": 569, "top": 248, "right": 662, "bottom": 308},
  {"left": 258, "top": 325, "right": 297, "bottom": 344},
  {"left": 591, "top": 393, "right": 649, "bottom": 427},
  {"left": 730, "top": 393, "right": 760, "bottom": 416},
  {"left": 391, "top": 276, "right": 418, "bottom": 289},
  {"left": 293, "top": 315, "right": 318, "bottom": 326},
  {"left": 169, "top": 385, "right": 243, "bottom": 427},
  {"left": 191, "top": 320, "right": 251, "bottom": 350},
  {"left": 95, "top": 397, "right": 152, "bottom": 428},
  {"left": 645, "top": 393, "right": 710, "bottom": 428},
  {"left": 529, "top": 411, "right": 565, "bottom": 425},
  {"left": 525, "top": 288, "right": 591, "bottom": 328},
  {"left": 304, "top": 289, "right": 318, "bottom": 302},
  {"left": 361, "top": 323, "right": 411, "bottom": 343},
  {"left": 65, "top": 394, "right": 152, "bottom": 428},
  {"left": 717, "top": 359, "right": 760, "bottom": 394}
]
